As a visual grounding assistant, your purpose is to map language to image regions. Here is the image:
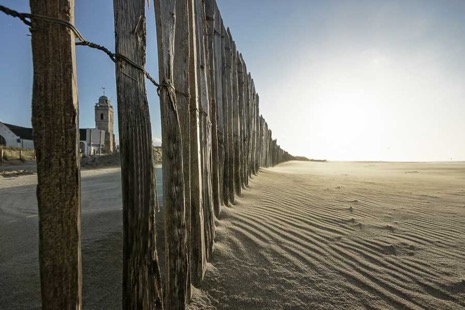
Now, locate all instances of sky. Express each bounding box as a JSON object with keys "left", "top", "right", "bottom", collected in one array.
[{"left": 1, "top": 0, "right": 465, "bottom": 161}]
